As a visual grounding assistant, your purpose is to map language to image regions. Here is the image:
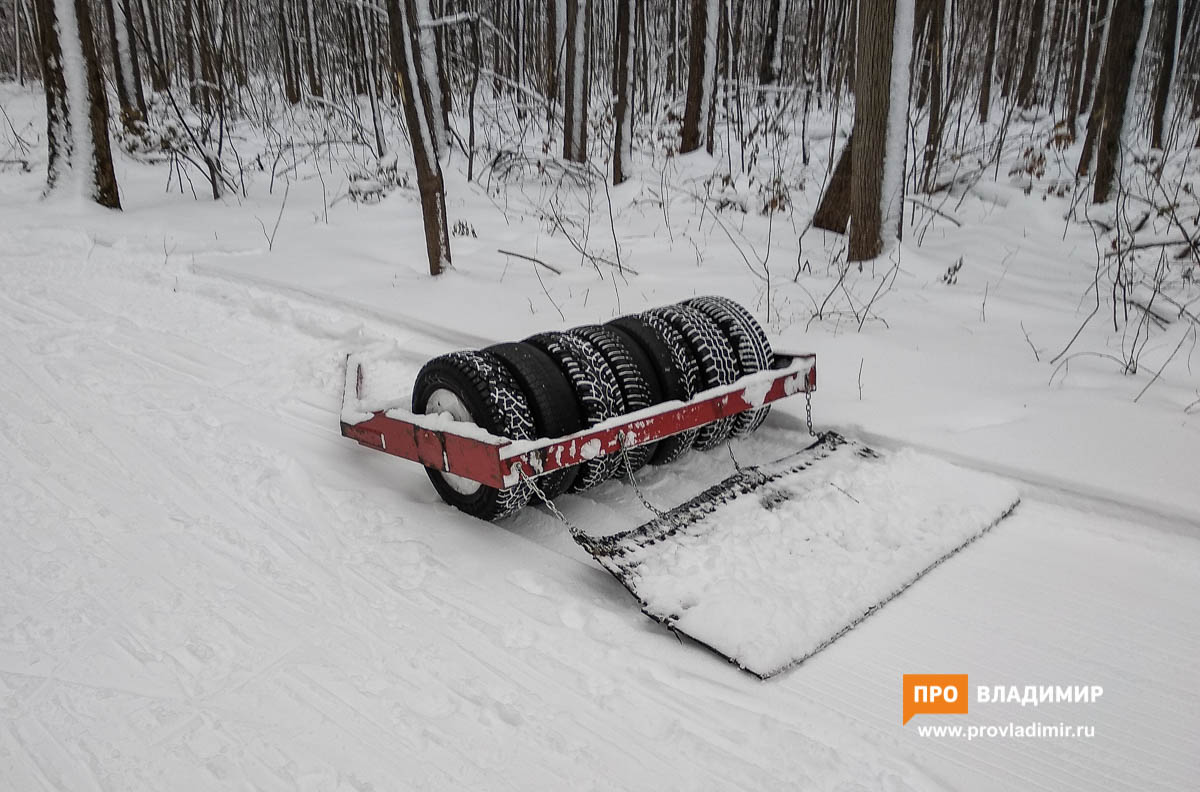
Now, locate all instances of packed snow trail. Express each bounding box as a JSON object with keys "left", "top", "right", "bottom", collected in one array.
[{"left": 1, "top": 227, "right": 1199, "bottom": 791}]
